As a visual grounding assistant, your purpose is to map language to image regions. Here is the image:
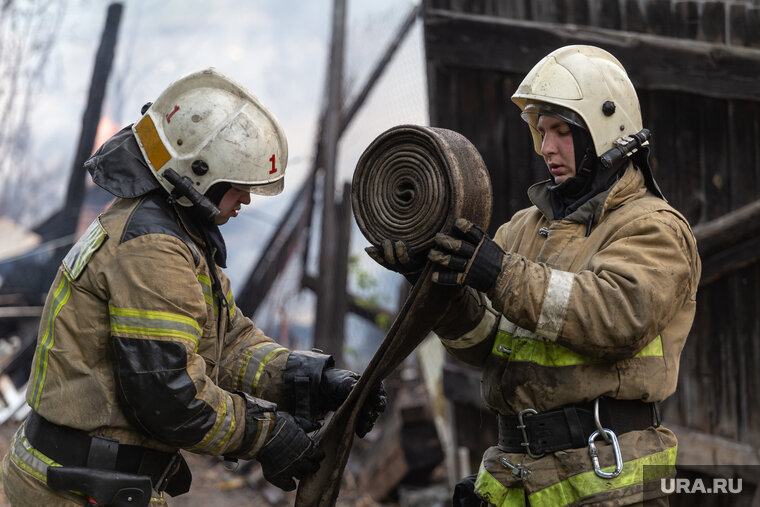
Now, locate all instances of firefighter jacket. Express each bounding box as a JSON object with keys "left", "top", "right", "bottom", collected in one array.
[
  {"left": 24, "top": 191, "right": 295, "bottom": 458},
  {"left": 436, "top": 165, "right": 701, "bottom": 505}
]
